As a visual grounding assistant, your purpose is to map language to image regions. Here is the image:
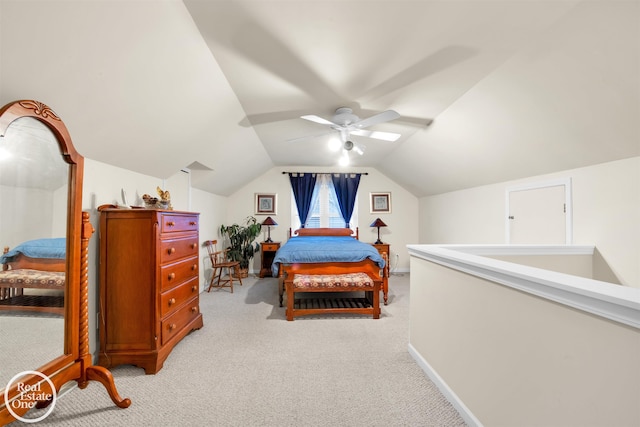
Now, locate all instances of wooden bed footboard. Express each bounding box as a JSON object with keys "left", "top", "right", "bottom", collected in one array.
[
  {"left": 277, "top": 252, "right": 389, "bottom": 307},
  {"left": 0, "top": 248, "right": 65, "bottom": 315},
  {"left": 281, "top": 260, "right": 382, "bottom": 321},
  {"left": 290, "top": 227, "right": 358, "bottom": 239}
]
